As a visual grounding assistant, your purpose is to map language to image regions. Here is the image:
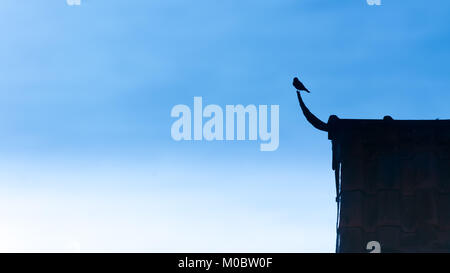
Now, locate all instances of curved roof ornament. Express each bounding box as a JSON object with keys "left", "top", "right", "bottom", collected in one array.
[{"left": 296, "top": 91, "right": 328, "bottom": 132}]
